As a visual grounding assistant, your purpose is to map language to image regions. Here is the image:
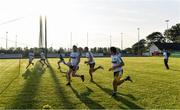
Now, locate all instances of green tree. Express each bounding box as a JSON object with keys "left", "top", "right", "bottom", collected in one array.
[
  {"left": 132, "top": 39, "right": 147, "bottom": 55},
  {"left": 124, "top": 48, "right": 133, "bottom": 54},
  {"left": 164, "top": 23, "right": 180, "bottom": 43},
  {"left": 146, "top": 32, "right": 165, "bottom": 44}
]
